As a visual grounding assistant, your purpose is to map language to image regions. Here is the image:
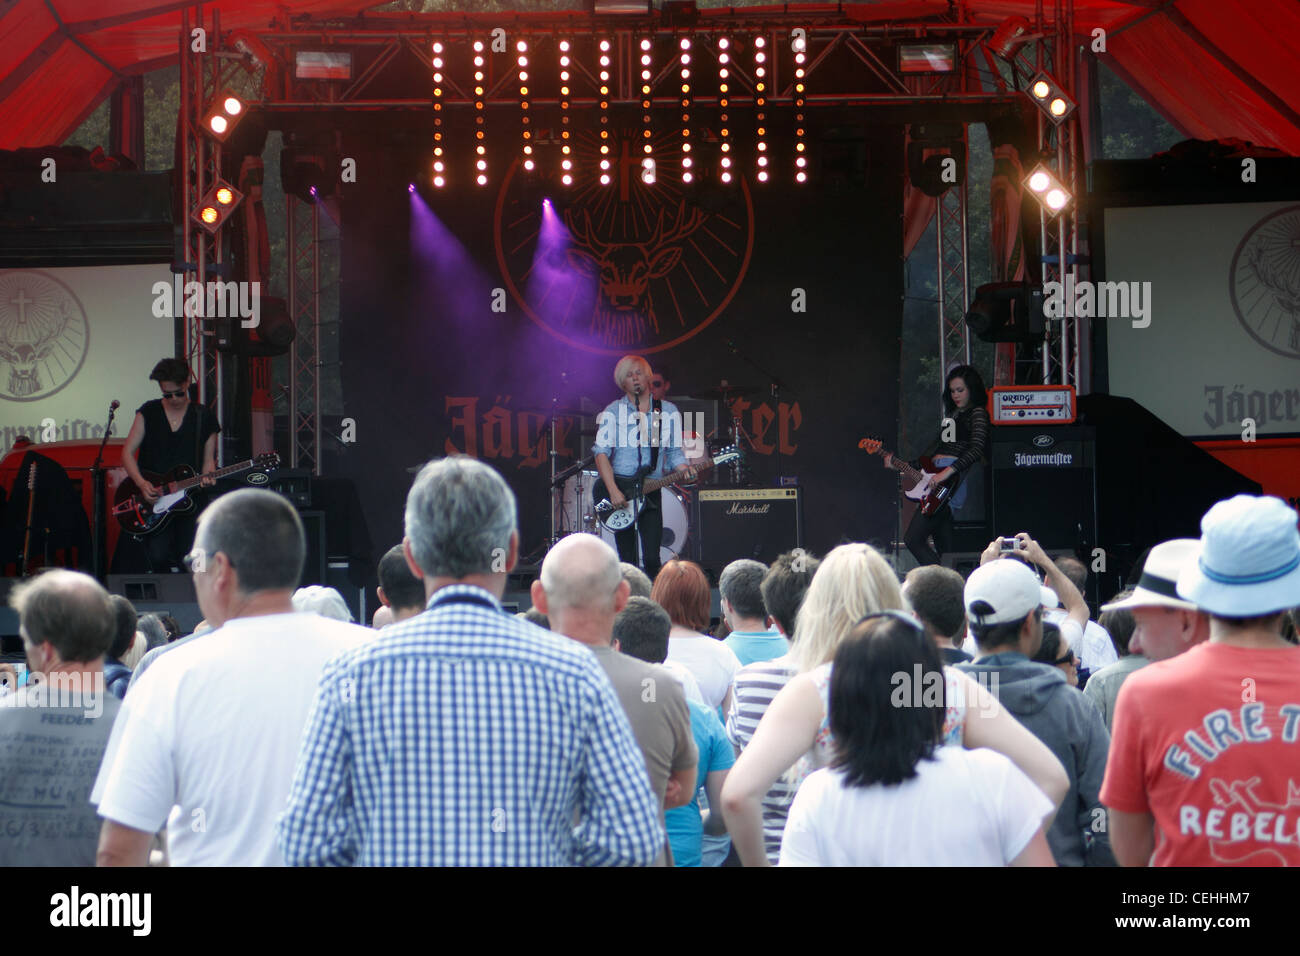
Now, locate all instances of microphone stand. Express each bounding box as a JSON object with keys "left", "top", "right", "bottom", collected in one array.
[{"left": 91, "top": 402, "right": 118, "bottom": 582}]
